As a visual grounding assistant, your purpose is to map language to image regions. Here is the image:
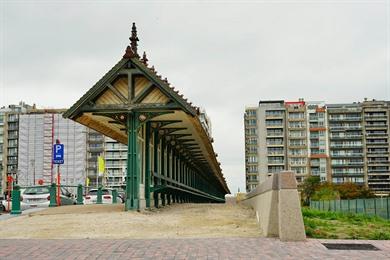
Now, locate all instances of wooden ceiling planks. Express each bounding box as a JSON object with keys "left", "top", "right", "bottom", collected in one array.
[
  {"left": 141, "top": 87, "right": 170, "bottom": 104},
  {"left": 113, "top": 77, "right": 128, "bottom": 99}
]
